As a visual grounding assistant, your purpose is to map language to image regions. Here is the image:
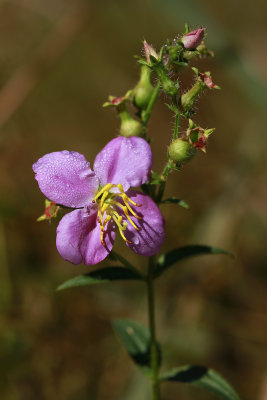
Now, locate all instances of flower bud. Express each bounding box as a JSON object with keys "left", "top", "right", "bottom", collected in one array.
[
  {"left": 133, "top": 65, "right": 154, "bottom": 109},
  {"left": 103, "top": 92, "right": 143, "bottom": 137},
  {"left": 119, "top": 109, "right": 143, "bottom": 138},
  {"left": 181, "top": 28, "right": 205, "bottom": 50},
  {"left": 180, "top": 79, "right": 205, "bottom": 112},
  {"left": 168, "top": 139, "right": 196, "bottom": 164},
  {"left": 143, "top": 40, "right": 159, "bottom": 65}
]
